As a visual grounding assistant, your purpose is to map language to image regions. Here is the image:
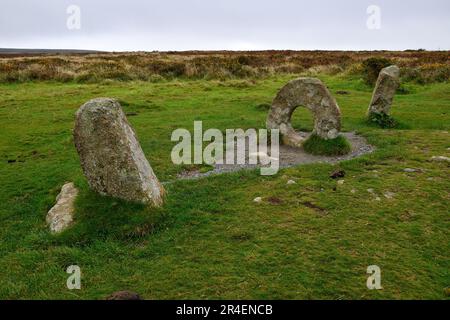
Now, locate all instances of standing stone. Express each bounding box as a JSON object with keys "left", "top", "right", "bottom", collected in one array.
[
  {"left": 267, "top": 78, "right": 342, "bottom": 147},
  {"left": 46, "top": 182, "right": 79, "bottom": 233},
  {"left": 368, "top": 65, "right": 400, "bottom": 116},
  {"left": 74, "top": 98, "right": 164, "bottom": 206}
]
